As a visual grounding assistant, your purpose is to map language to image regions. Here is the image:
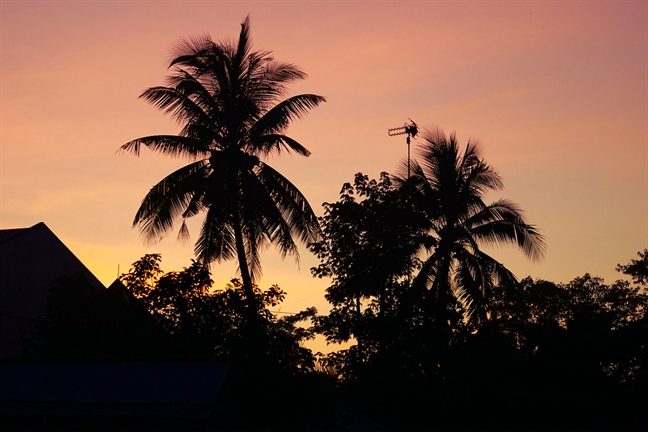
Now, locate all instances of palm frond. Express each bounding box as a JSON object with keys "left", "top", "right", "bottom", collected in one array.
[
  {"left": 177, "top": 219, "right": 191, "bottom": 244},
  {"left": 453, "top": 252, "right": 488, "bottom": 322},
  {"left": 411, "top": 252, "right": 441, "bottom": 294},
  {"left": 459, "top": 155, "right": 503, "bottom": 199},
  {"left": 139, "top": 86, "right": 212, "bottom": 127},
  {"left": 240, "top": 210, "right": 266, "bottom": 282},
  {"left": 164, "top": 68, "right": 222, "bottom": 115},
  {"left": 468, "top": 199, "right": 546, "bottom": 261},
  {"left": 475, "top": 249, "right": 518, "bottom": 287},
  {"left": 256, "top": 61, "right": 307, "bottom": 90},
  {"left": 235, "top": 15, "right": 254, "bottom": 73},
  {"left": 233, "top": 164, "right": 302, "bottom": 277},
  {"left": 250, "top": 134, "right": 311, "bottom": 157},
  {"left": 133, "top": 160, "right": 209, "bottom": 244},
  {"left": 245, "top": 61, "right": 308, "bottom": 106},
  {"left": 256, "top": 163, "right": 321, "bottom": 244},
  {"left": 250, "top": 94, "right": 325, "bottom": 140},
  {"left": 168, "top": 34, "right": 214, "bottom": 68},
  {"left": 120, "top": 135, "right": 211, "bottom": 159},
  {"left": 195, "top": 203, "right": 236, "bottom": 264}
]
